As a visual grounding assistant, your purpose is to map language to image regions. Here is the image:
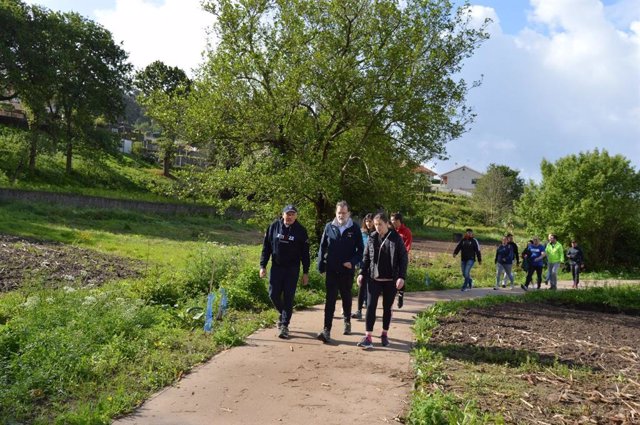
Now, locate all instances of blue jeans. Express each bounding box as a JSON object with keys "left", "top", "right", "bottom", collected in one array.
[{"left": 460, "top": 260, "right": 475, "bottom": 290}]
